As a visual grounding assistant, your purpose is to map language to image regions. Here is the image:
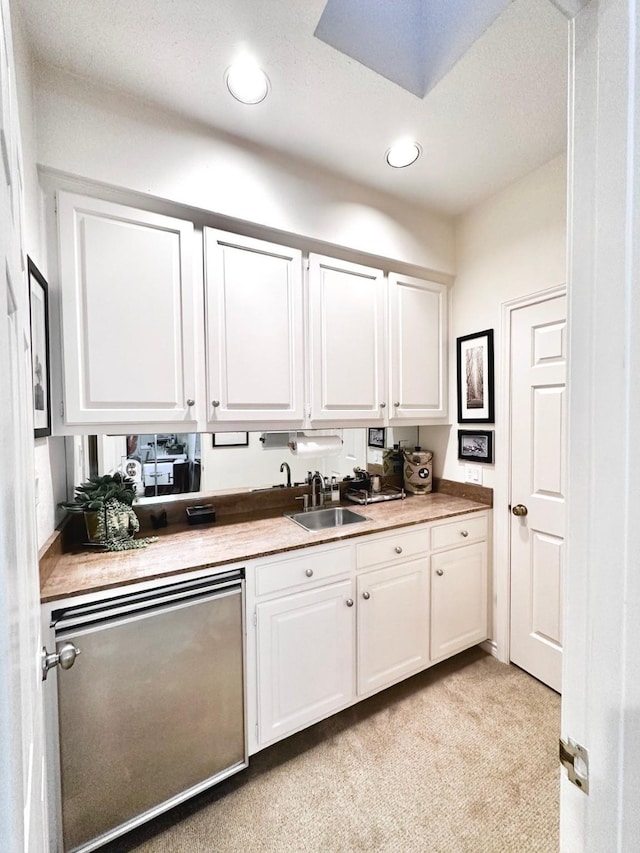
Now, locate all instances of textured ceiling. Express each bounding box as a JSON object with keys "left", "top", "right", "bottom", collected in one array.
[{"left": 15, "top": 0, "right": 568, "bottom": 215}]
